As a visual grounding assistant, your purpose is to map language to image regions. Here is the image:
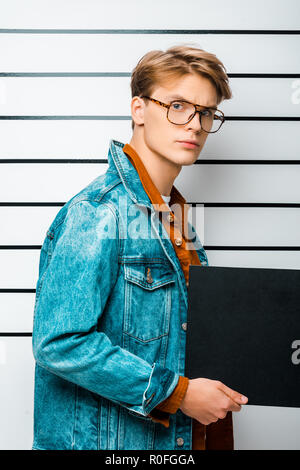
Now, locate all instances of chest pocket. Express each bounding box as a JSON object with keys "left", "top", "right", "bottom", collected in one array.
[{"left": 123, "top": 262, "right": 175, "bottom": 342}]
